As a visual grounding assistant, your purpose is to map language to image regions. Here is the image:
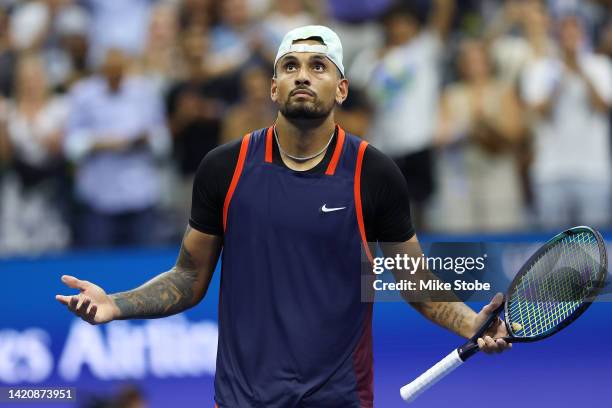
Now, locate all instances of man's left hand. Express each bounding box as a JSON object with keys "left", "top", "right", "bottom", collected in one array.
[{"left": 473, "top": 292, "right": 512, "bottom": 354}]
